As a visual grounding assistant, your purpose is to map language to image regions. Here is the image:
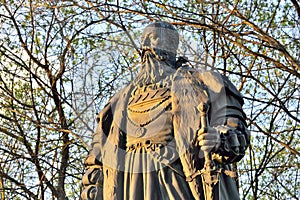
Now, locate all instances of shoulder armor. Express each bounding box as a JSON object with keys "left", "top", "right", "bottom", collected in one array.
[
  {"left": 220, "top": 75, "right": 244, "bottom": 105},
  {"left": 198, "top": 70, "right": 244, "bottom": 105},
  {"left": 198, "top": 71, "right": 224, "bottom": 94}
]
